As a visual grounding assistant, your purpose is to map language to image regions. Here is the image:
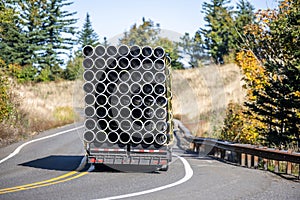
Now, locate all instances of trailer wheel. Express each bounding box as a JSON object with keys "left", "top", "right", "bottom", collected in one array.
[{"left": 160, "top": 164, "right": 169, "bottom": 171}]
